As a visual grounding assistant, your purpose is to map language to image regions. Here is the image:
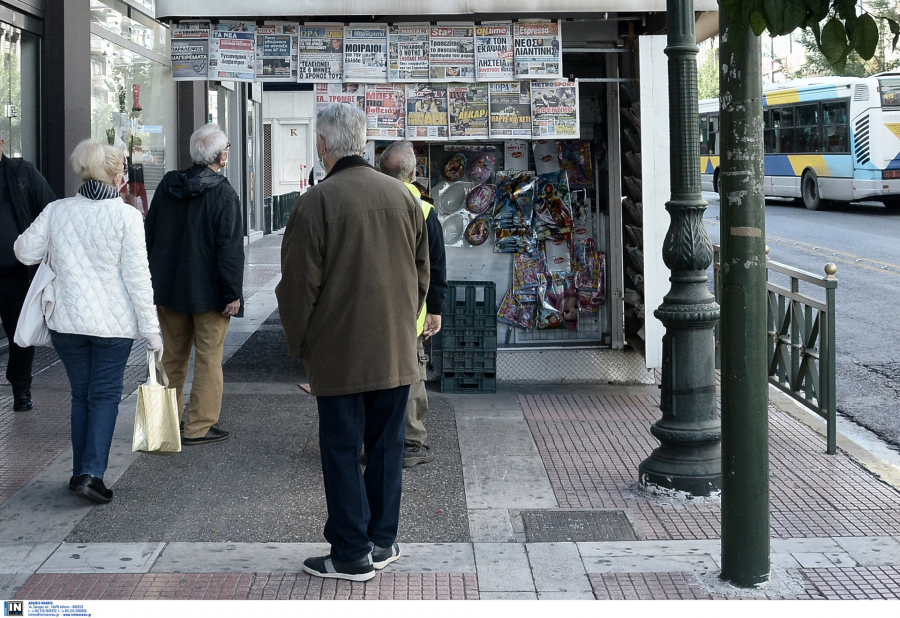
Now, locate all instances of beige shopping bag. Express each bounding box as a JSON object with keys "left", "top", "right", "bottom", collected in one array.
[{"left": 132, "top": 350, "right": 182, "bottom": 455}]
